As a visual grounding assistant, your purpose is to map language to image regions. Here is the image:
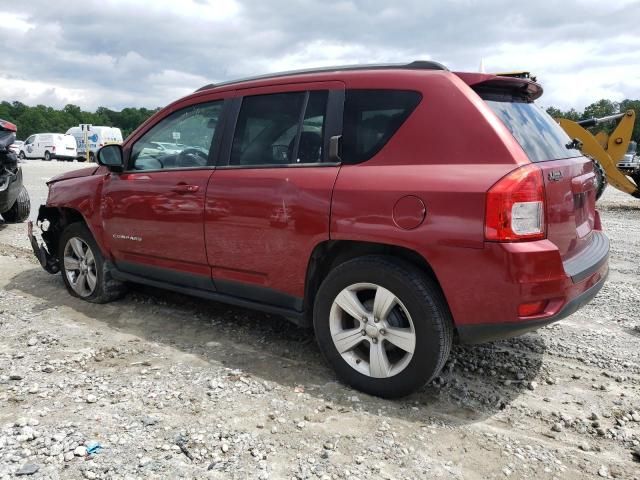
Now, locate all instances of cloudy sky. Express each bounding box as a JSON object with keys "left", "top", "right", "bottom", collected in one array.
[{"left": 1, "top": 0, "right": 639, "bottom": 112}]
